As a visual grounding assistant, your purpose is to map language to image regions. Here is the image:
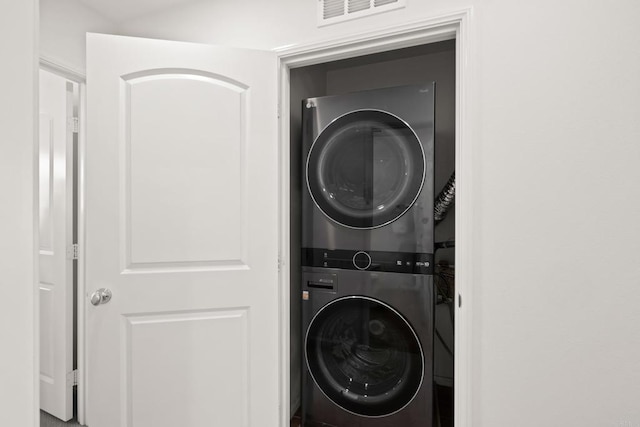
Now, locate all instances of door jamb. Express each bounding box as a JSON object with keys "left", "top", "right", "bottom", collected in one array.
[
  {"left": 275, "top": 8, "right": 473, "bottom": 426},
  {"left": 40, "top": 57, "right": 86, "bottom": 85},
  {"left": 76, "top": 78, "right": 87, "bottom": 427}
]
